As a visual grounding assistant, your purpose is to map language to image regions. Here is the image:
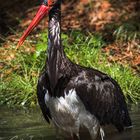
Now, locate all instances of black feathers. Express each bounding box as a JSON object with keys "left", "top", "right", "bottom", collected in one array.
[
  {"left": 37, "top": 72, "right": 52, "bottom": 123},
  {"left": 38, "top": 59, "right": 132, "bottom": 132},
  {"left": 36, "top": 0, "right": 132, "bottom": 135},
  {"left": 64, "top": 67, "right": 132, "bottom": 132}
]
